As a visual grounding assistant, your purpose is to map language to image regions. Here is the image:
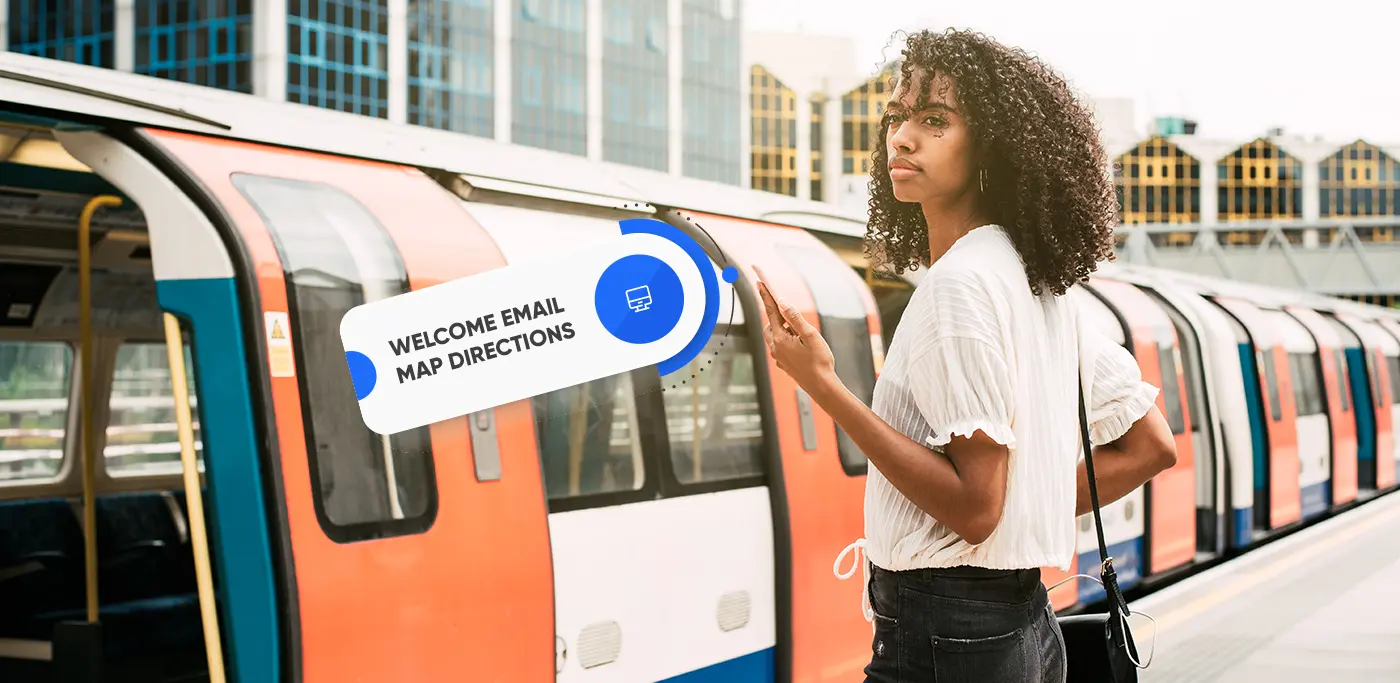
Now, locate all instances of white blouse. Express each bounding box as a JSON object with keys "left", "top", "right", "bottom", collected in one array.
[{"left": 835, "top": 225, "right": 1159, "bottom": 619}]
